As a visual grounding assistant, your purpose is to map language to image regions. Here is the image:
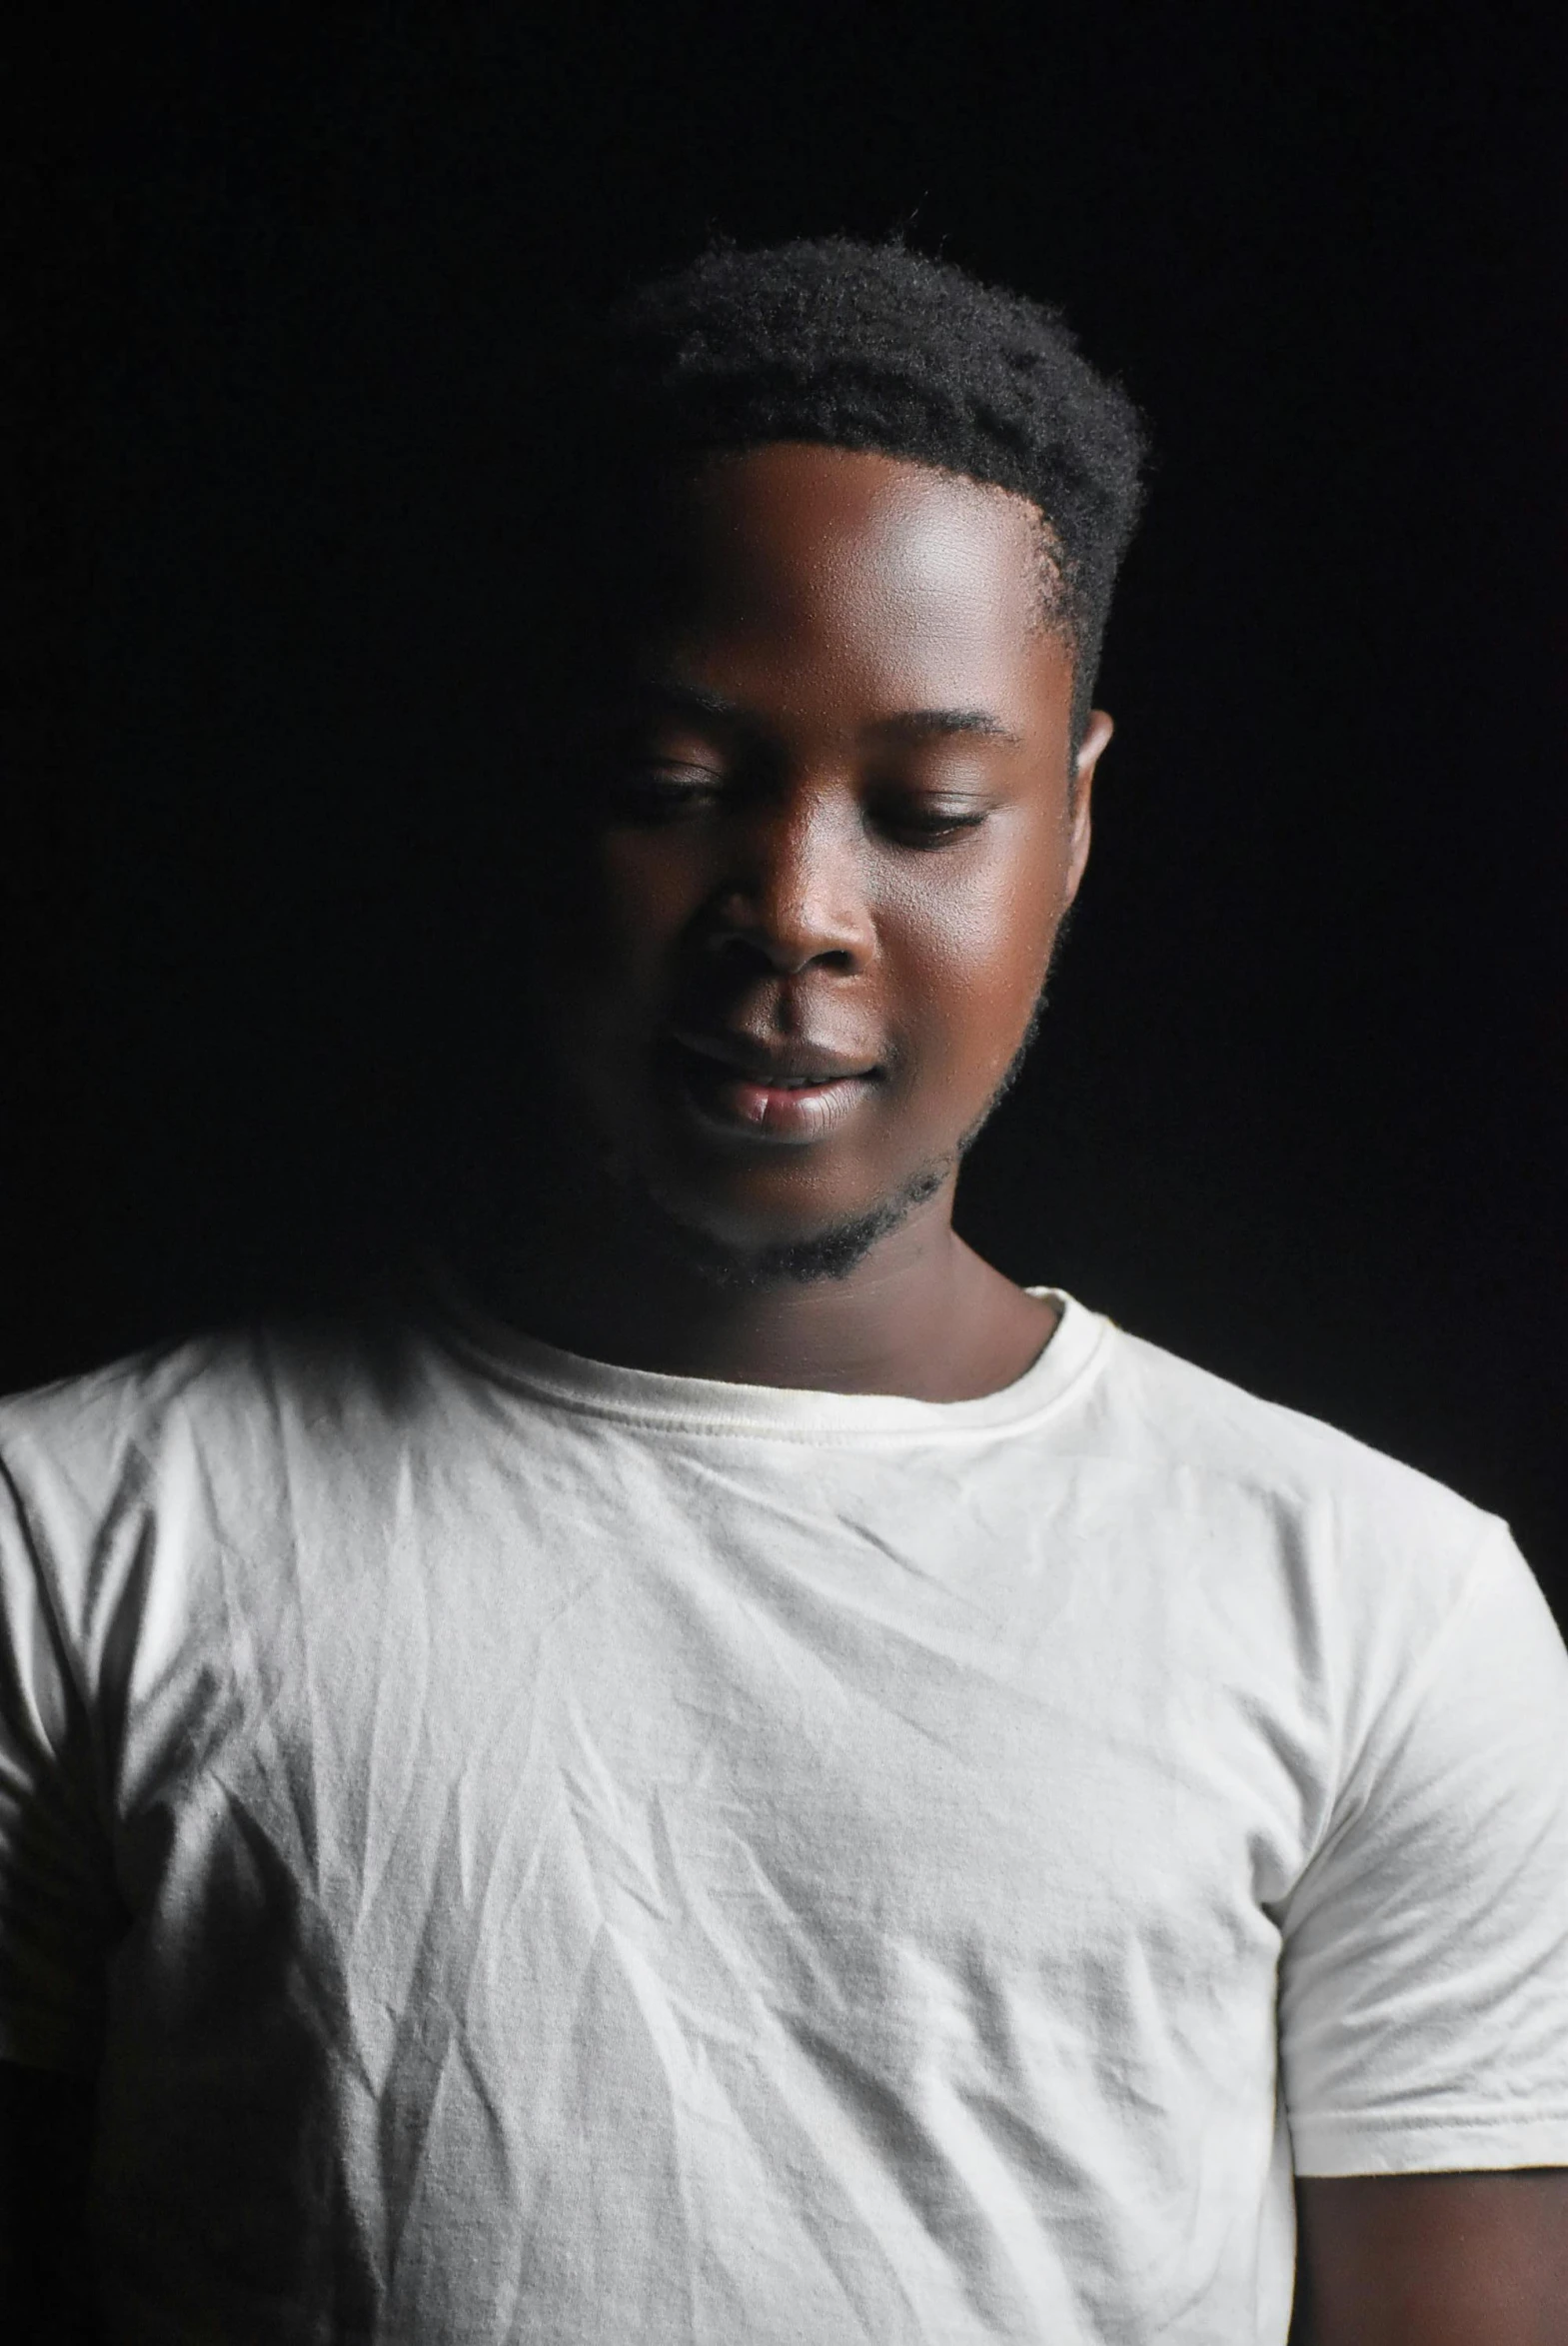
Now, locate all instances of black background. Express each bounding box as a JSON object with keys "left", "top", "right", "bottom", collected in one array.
[{"left": 9, "top": 4, "right": 1563, "bottom": 1616}]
